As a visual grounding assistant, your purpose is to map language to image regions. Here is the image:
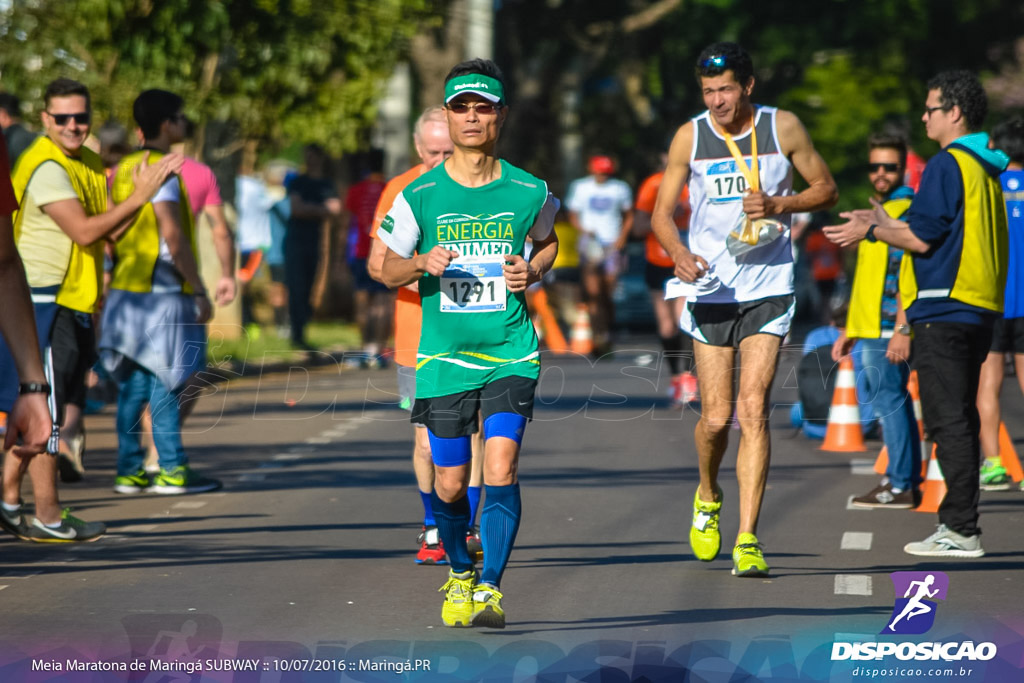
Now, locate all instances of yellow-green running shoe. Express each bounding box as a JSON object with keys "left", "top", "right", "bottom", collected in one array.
[
  {"left": 732, "top": 532, "right": 770, "bottom": 577},
  {"left": 979, "top": 459, "right": 1012, "bottom": 491},
  {"left": 471, "top": 584, "right": 505, "bottom": 629},
  {"left": 689, "top": 487, "right": 722, "bottom": 561},
  {"left": 439, "top": 569, "right": 476, "bottom": 627}
]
